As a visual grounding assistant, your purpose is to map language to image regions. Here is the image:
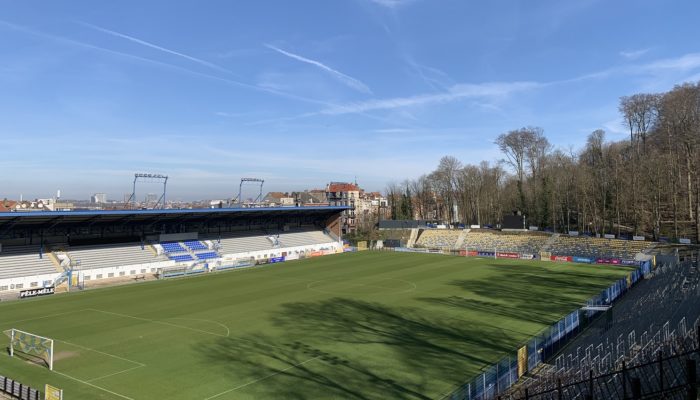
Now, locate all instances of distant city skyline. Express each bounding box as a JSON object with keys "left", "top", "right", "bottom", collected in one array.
[{"left": 2, "top": 1, "right": 700, "bottom": 199}]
